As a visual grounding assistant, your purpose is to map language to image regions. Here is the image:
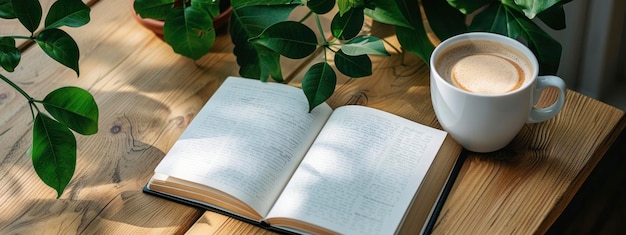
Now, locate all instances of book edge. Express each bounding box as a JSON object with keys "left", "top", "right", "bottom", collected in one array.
[{"left": 142, "top": 183, "right": 299, "bottom": 235}]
